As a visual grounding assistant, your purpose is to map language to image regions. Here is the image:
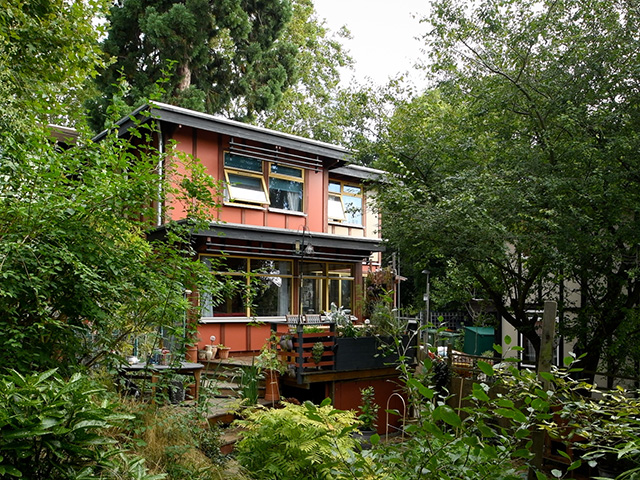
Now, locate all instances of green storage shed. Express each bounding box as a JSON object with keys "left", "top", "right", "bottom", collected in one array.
[{"left": 463, "top": 326, "right": 495, "bottom": 356}]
